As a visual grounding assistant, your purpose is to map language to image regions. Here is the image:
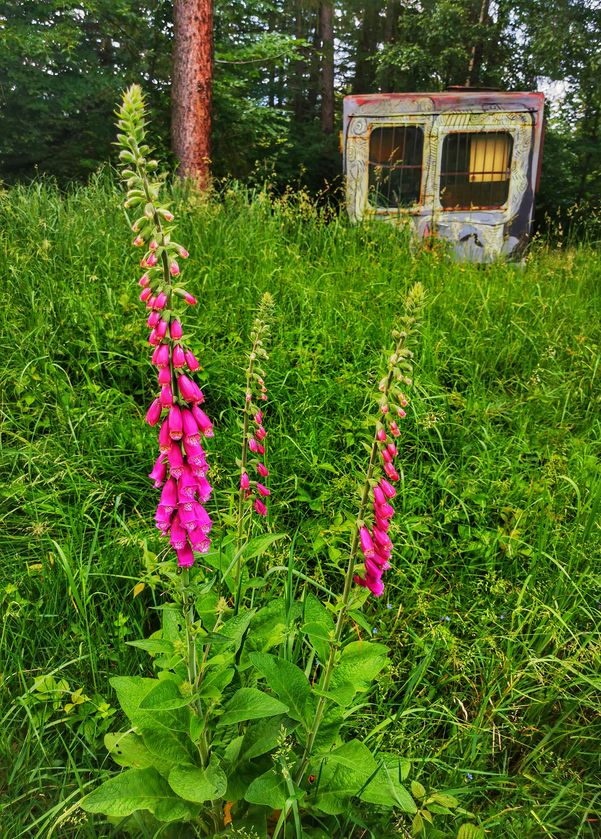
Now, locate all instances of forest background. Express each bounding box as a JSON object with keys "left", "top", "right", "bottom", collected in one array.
[{"left": 1, "top": 0, "right": 600, "bottom": 227}]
